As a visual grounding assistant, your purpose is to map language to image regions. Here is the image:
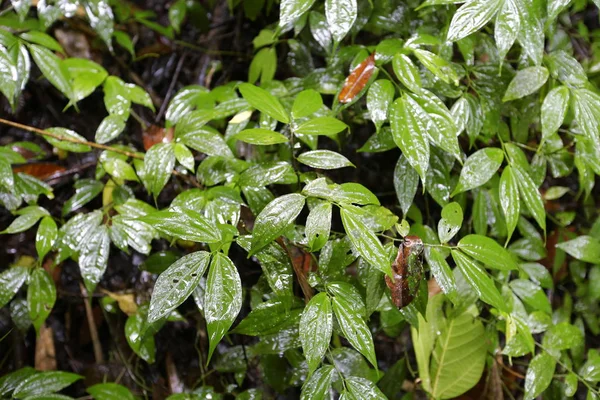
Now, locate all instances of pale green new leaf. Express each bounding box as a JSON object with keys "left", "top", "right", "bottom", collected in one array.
[
  {"left": 238, "top": 83, "right": 290, "bottom": 123},
  {"left": 367, "top": 79, "right": 395, "bottom": 129}
]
